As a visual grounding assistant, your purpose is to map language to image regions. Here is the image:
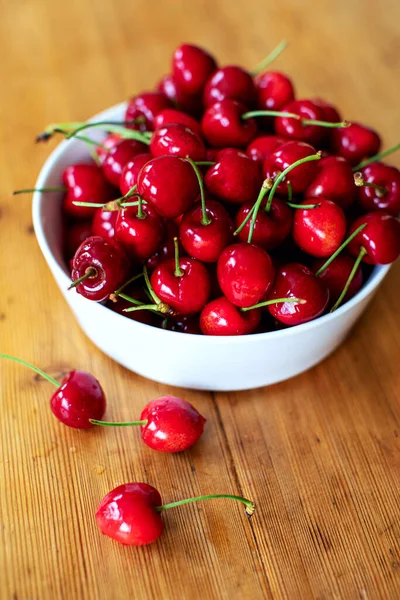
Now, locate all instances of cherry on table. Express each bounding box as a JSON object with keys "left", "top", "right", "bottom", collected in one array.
[
  {"left": 62, "top": 164, "right": 115, "bottom": 219},
  {"left": 292, "top": 198, "right": 347, "bottom": 257},
  {"left": 115, "top": 200, "right": 165, "bottom": 261},
  {"left": 203, "top": 65, "right": 256, "bottom": 108},
  {"left": 125, "top": 91, "right": 172, "bottom": 132},
  {"left": 200, "top": 296, "right": 261, "bottom": 335},
  {"left": 347, "top": 211, "right": 400, "bottom": 265},
  {"left": 119, "top": 153, "right": 152, "bottom": 196},
  {"left": 154, "top": 108, "right": 203, "bottom": 138},
  {"left": 202, "top": 99, "right": 258, "bottom": 148},
  {"left": 92, "top": 208, "right": 117, "bottom": 240},
  {"left": 330, "top": 122, "right": 381, "bottom": 166},
  {"left": 356, "top": 162, "right": 400, "bottom": 215},
  {"left": 172, "top": 43, "right": 217, "bottom": 97},
  {"left": 150, "top": 123, "right": 206, "bottom": 161},
  {"left": 263, "top": 140, "right": 320, "bottom": 195},
  {"left": 205, "top": 148, "right": 262, "bottom": 204},
  {"left": 246, "top": 135, "right": 286, "bottom": 163},
  {"left": 312, "top": 255, "right": 363, "bottom": 305},
  {"left": 235, "top": 197, "right": 292, "bottom": 251},
  {"left": 304, "top": 155, "right": 355, "bottom": 210},
  {"left": 102, "top": 139, "right": 149, "bottom": 187}
]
